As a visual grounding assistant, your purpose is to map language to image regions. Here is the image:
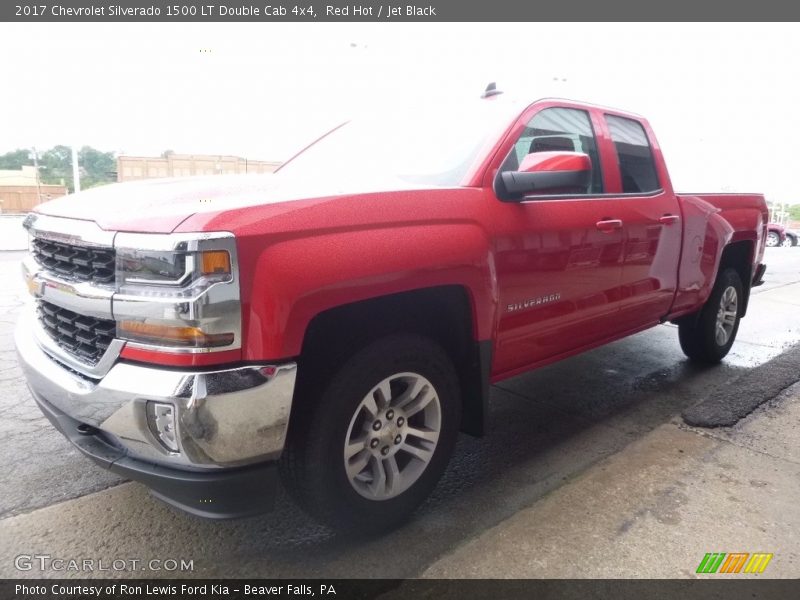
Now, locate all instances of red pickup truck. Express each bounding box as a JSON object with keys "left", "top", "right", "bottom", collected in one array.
[
  {"left": 16, "top": 92, "right": 767, "bottom": 534},
  {"left": 767, "top": 222, "right": 787, "bottom": 247}
]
